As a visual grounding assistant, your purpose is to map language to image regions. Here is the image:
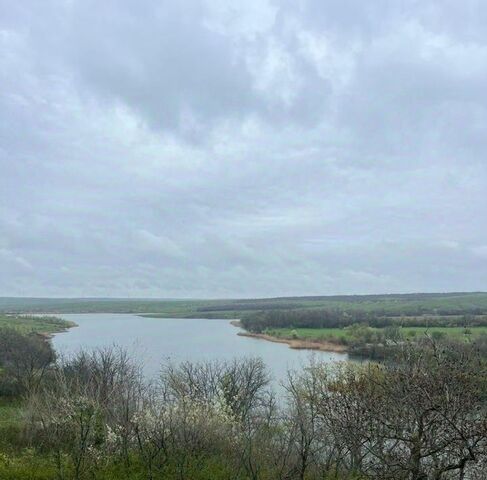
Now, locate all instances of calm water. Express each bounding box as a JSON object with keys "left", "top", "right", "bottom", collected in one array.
[{"left": 52, "top": 314, "right": 348, "bottom": 383}]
